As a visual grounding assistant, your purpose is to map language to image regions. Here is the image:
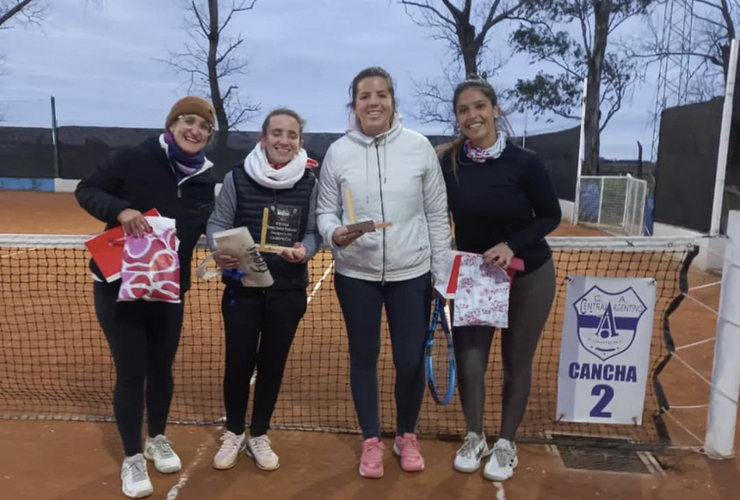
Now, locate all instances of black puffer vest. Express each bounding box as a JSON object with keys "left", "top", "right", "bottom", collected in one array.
[{"left": 228, "top": 165, "right": 316, "bottom": 290}]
